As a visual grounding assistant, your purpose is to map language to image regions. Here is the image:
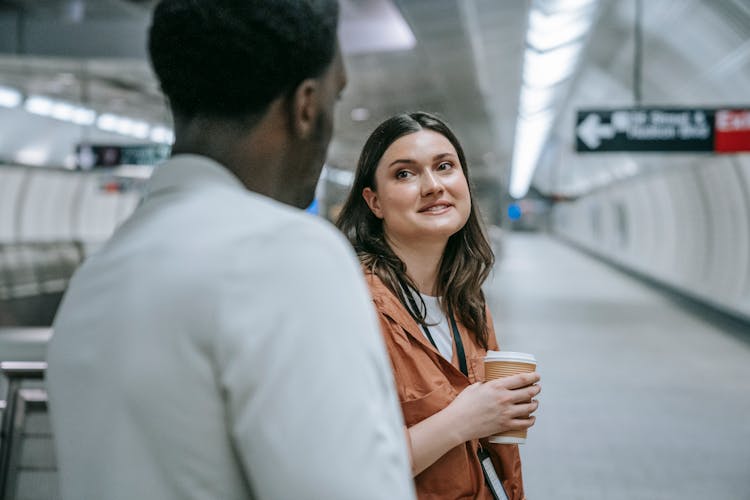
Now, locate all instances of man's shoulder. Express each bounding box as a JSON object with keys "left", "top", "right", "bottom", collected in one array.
[
  {"left": 182, "top": 192, "right": 358, "bottom": 285},
  {"left": 257, "top": 212, "right": 359, "bottom": 277}
]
